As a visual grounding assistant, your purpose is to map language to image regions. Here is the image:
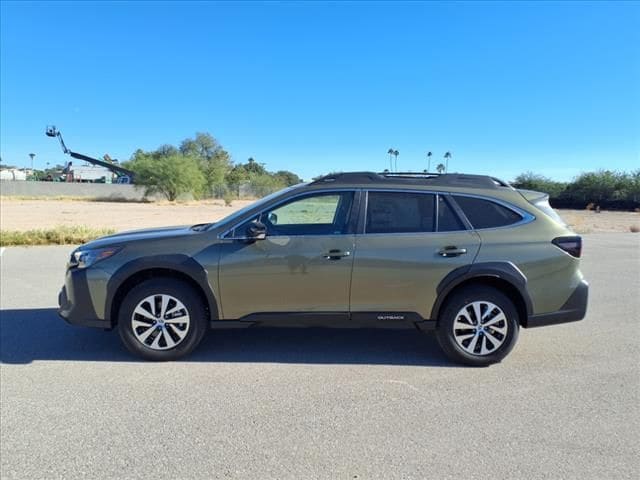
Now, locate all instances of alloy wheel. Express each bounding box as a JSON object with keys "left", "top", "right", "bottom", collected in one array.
[
  {"left": 131, "top": 294, "right": 190, "bottom": 350},
  {"left": 452, "top": 301, "right": 508, "bottom": 356}
]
